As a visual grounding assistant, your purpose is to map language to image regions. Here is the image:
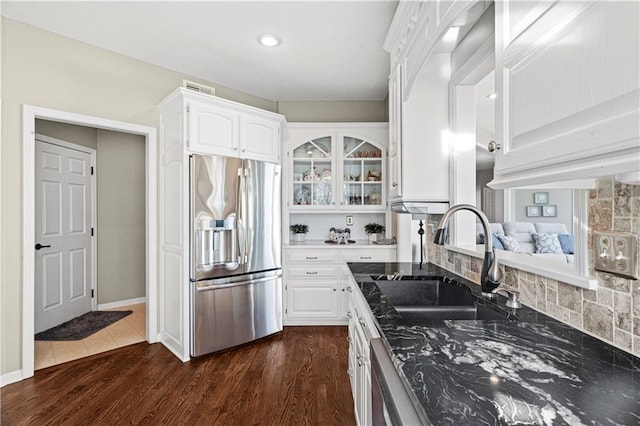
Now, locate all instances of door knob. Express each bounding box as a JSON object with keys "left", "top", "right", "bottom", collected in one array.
[
  {"left": 35, "top": 243, "right": 51, "bottom": 250},
  {"left": 487, "top": 141, "right": 501, "bottom": 152}
]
